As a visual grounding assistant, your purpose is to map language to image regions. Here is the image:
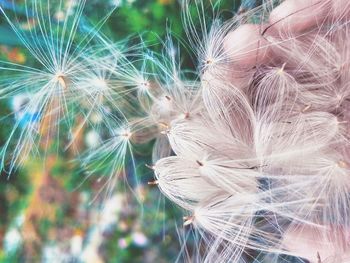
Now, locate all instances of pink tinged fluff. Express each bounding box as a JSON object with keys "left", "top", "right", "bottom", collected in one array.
[{"left": 149, "top": 1, "right": 350, "bottom": 262}]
